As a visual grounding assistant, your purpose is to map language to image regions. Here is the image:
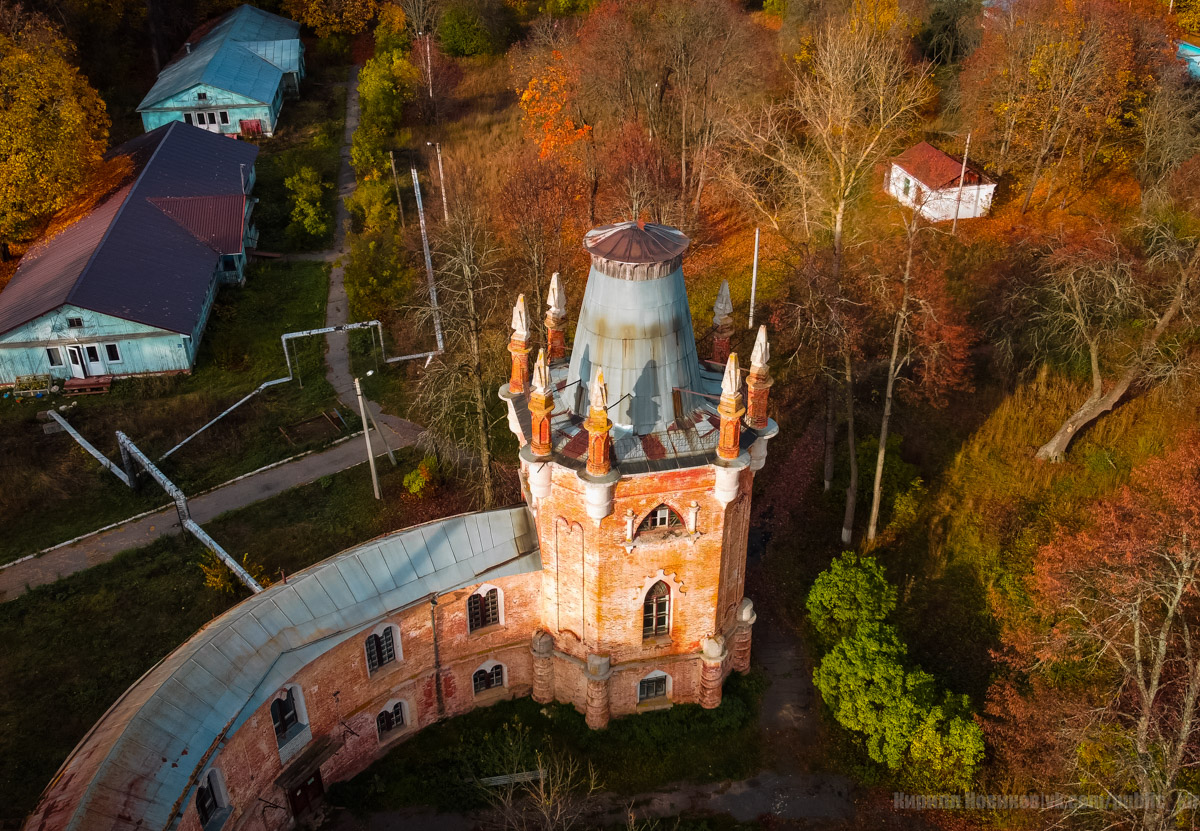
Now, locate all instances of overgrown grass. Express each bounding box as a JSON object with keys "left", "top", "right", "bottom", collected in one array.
[
  {"left": 327, "top": 670, "right": 767, "bottom": 815},
  {"left": 0, "top": 455, "right": 464, "bottom": 821},
  {"left": 0, "top": 260, "right": 338, "bottom": 563}
]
